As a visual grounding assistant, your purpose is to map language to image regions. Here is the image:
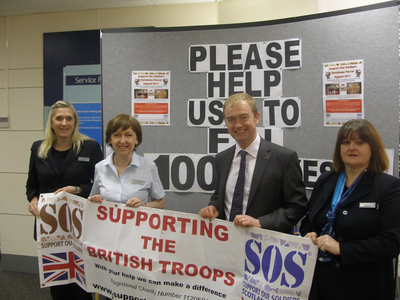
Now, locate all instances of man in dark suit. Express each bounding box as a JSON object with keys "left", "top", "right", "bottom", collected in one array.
[{"left": 199, "top": 93, "right": 307, "bottom": 233}]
